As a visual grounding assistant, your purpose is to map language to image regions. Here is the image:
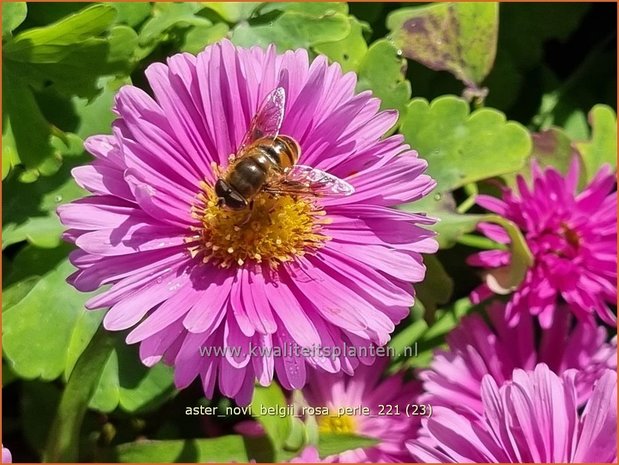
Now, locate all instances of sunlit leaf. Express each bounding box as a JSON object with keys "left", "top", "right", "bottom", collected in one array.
[
  {"left": 111, "top": 3, "right": 151, "bottom": 27},
  {"left": 477, "top": 214, "right": 534, "bottom": 295},
  {"left": 4, "top": 4, "right": 136, "bottom": 99},
  {"left": 575, "top": 104, "right": 617, "bottom": 180},
  {"left": 251, "top": 383, "right": 291, "bottom": 454},
  {"left": 504, "top": 127, "right": 584, "bottom": 187},
  {"left": 387, "top": 3, "right": 499, "bottom": 90},
  {"left": 2, "top": 2, "right": 27, "bottom": 37},
  {"left": 114, "top": 436, "right": 251, "bottom": 463},
  {"left": 258, "top": 2, "right": 348, "bottom": 17},
  {"left": 72, "top": 76, "right": 131, "bottom": 139},
  {"left": 2, "top": 139, "right": 87, "bottom": 248},
  {"left": 403, "top": 193, "right": 485, "bottom": 249},
  {"left": 314, "top": 17, "right": 368, "bottom": 73},
  {"left": 181, "top": 22, "right": 229, "bottom": 55},
  {"left": 318, "top": 433, "right": 379, "bottom": 457},
  {"left": 356, "top": 39, "right": 411, "bottom": 115},
  {"left": 399, "top": 95, "right": 531, "bottom": 194},
  {"left": 203, "top": 2, "right": 262, "bottom": 22},
  {"left": 2, "top": 253, "right": 102, "bottom": 381},
  {"left": 232, "top": 11, "right": 350, "bottom": 50},
  {"left": 2, "top": 68, "right": 61, "bottom": 181},
  {"left": 139, "top": 2, "right": 211, "bottom": 45}
]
